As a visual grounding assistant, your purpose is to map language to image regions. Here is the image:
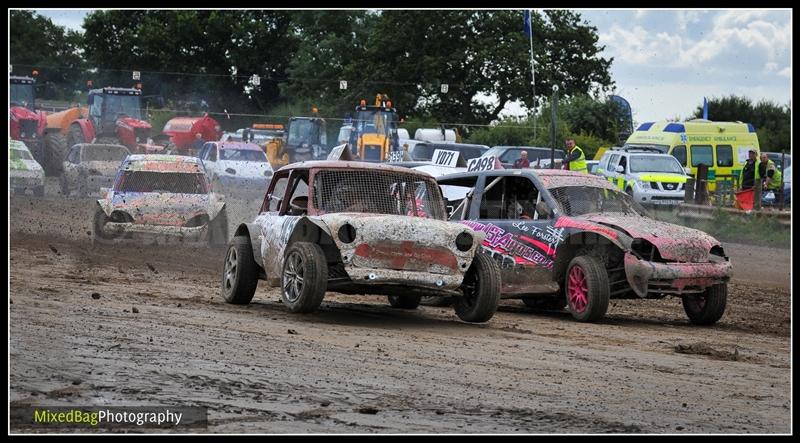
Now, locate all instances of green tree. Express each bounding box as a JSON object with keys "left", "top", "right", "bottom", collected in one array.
[
  {"left": 283, "top": 10, "right": 614, "bottom": 125},
  {"left": 692, "top": 95, "right": 790, "bottom": 152},
  {"left": 9, "top": 10, "right": 86, "bottom": 100},
  {"left": 81, "top": 10, "right": 297, "bottom": 117}
]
